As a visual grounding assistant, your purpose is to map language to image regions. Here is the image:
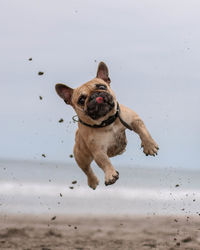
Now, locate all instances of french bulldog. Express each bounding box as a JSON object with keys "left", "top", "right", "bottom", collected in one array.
[{"left": 55, "top": 62, "right": 159, "bottom": 189}]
